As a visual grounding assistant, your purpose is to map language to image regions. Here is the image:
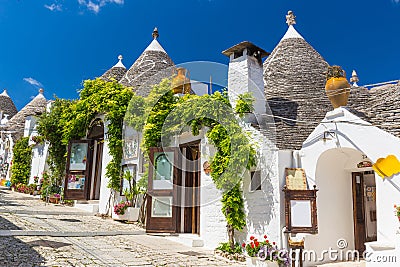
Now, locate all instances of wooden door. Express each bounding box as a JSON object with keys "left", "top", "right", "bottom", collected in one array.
[
  {"left": 146, "top": 147, "right": 180, "bottom": 233},
  {"left": 352, "top": 172, "right": 366, "bottom": 253},
  {"left": 182, "top": 143, "right": 200, "bottom": 234},
  {"left": 64, "top": 140, "right": 93, "bottom": 200},
  {"left": 90, "top": 141, "right": 103, "bottom": 200}
]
